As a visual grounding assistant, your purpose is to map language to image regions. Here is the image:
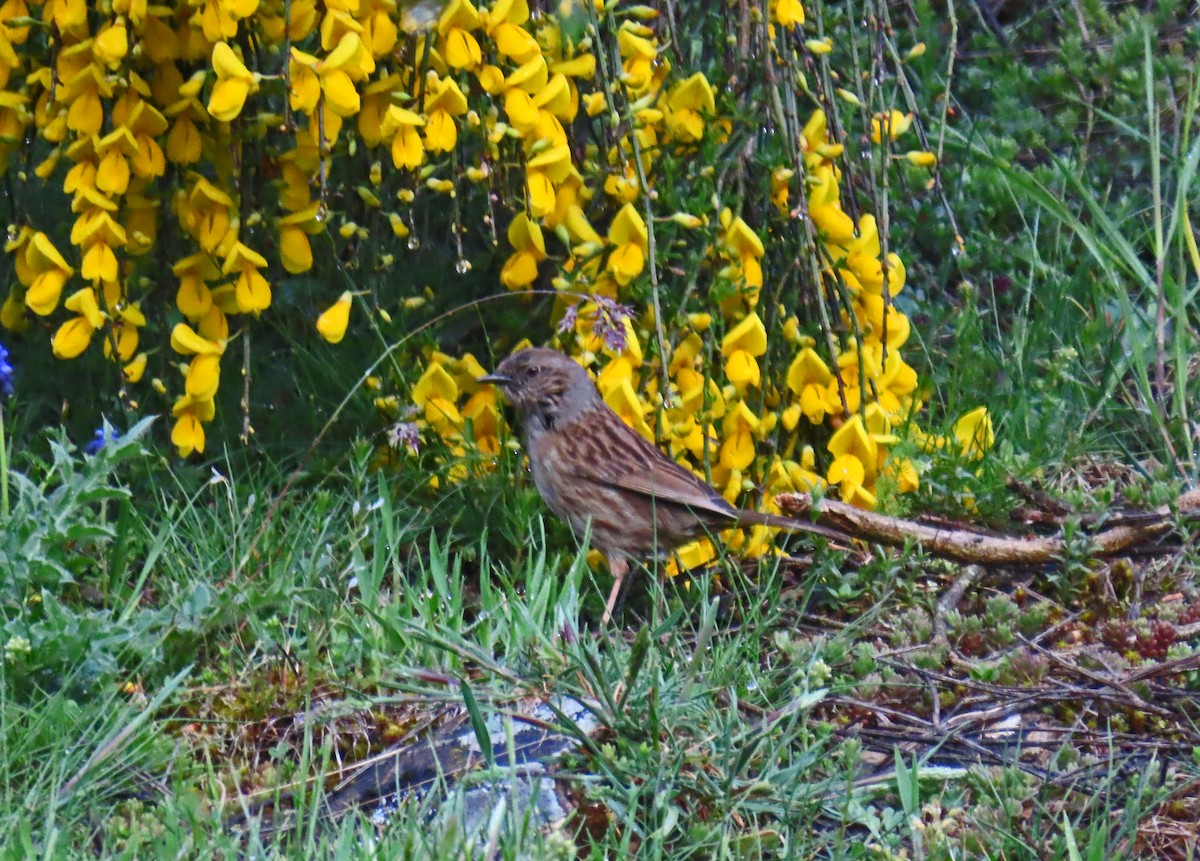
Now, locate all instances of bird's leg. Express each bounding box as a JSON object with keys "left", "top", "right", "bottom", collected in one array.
[{"left": 601, "top": 556, "right": 629, "bottom": 625}]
